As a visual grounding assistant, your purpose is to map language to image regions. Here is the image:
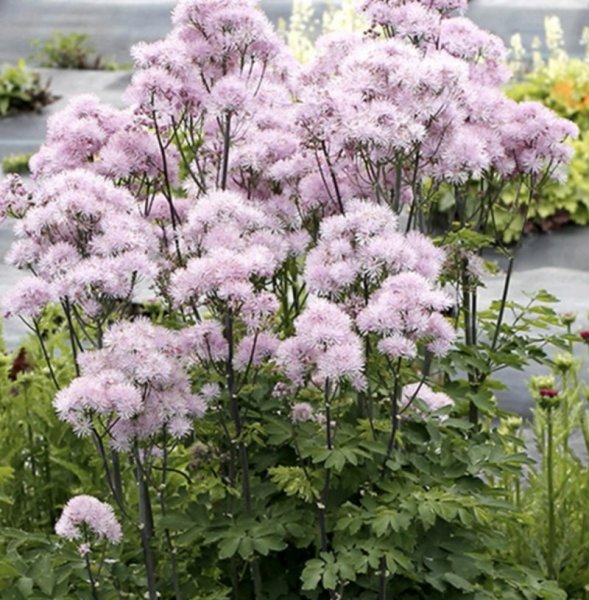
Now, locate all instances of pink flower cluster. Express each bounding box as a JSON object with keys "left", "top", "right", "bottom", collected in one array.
[
  {"left": 291, "top": 401, "right": 316, "bottom": 424},
  {"left": 55, "top": 495, "right": 122, "bottom": 545},
  {"left": 54, "top": 319, "right": 208, "bottom": 448},
  {"left": 294, "top": 0, "right": 578, "bottom": 213},
  {"left": 402, "top": 382, "right": 454, "bottom": 414},
  {"left": 124, "top": 0, "right": 298, "bottom": 213},
  {"left": 0, "top": 174, "right": 32, "bottom": 221},
  {"left": 357, "top": 272, "right": 454, "bottom": 358},
  {"left": 0, "top": 0, "right": 580, "bottom": 458},
  {"left": 30, "top": 95, "right": 177, "bottom": 186},
  {"left": 172, "top": 190, "right": 288, "bottom": 328},
  {"left": 275, "top": 297, "right": 365, "bottom": 390},
  {"left": 3, "top": 170, "right": 156, "bottom": 319},
  {"left": 305, "top": 199, "right": 444, "bottom": 296},
  {"left": 361, "top": 0, "right": 468, "bottom": 20},
  {"left": 304, "top": 200, "right": 453, "bottom": 359}
]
